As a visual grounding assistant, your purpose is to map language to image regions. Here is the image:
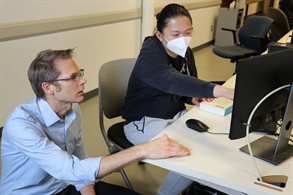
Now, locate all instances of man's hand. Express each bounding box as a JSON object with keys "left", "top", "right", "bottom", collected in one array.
[
  {"left": 140, "top": 134, "right": 190, "bottom": 159},
  {"left": 80, "top": 184, "right": 96, "bottom": 195},
  {"left": 98, "top": 135, "right": 190, "bottom": 179}
]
